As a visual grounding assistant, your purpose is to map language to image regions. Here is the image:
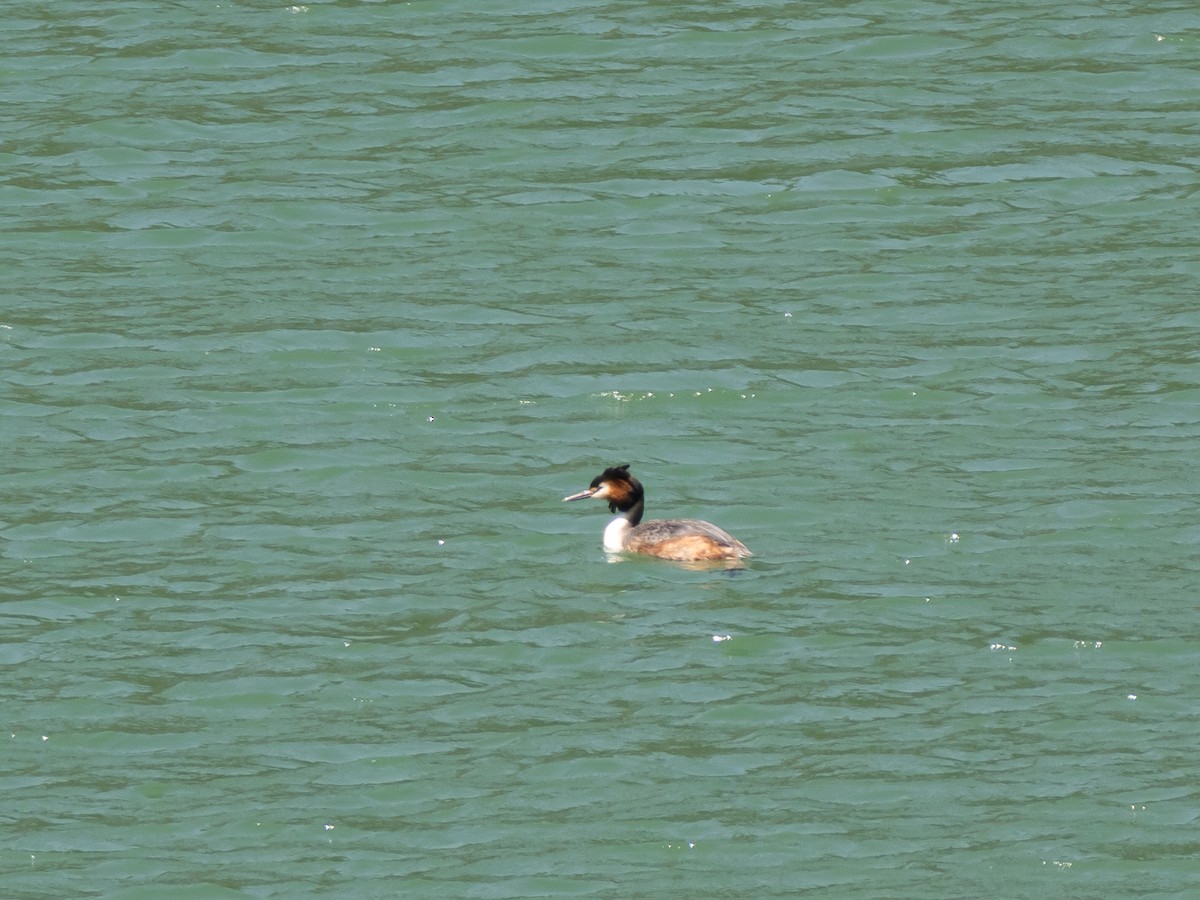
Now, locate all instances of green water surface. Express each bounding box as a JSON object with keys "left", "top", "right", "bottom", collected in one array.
[{"left": 4, "top": 1, "right": 1199, "bottom": 896}]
